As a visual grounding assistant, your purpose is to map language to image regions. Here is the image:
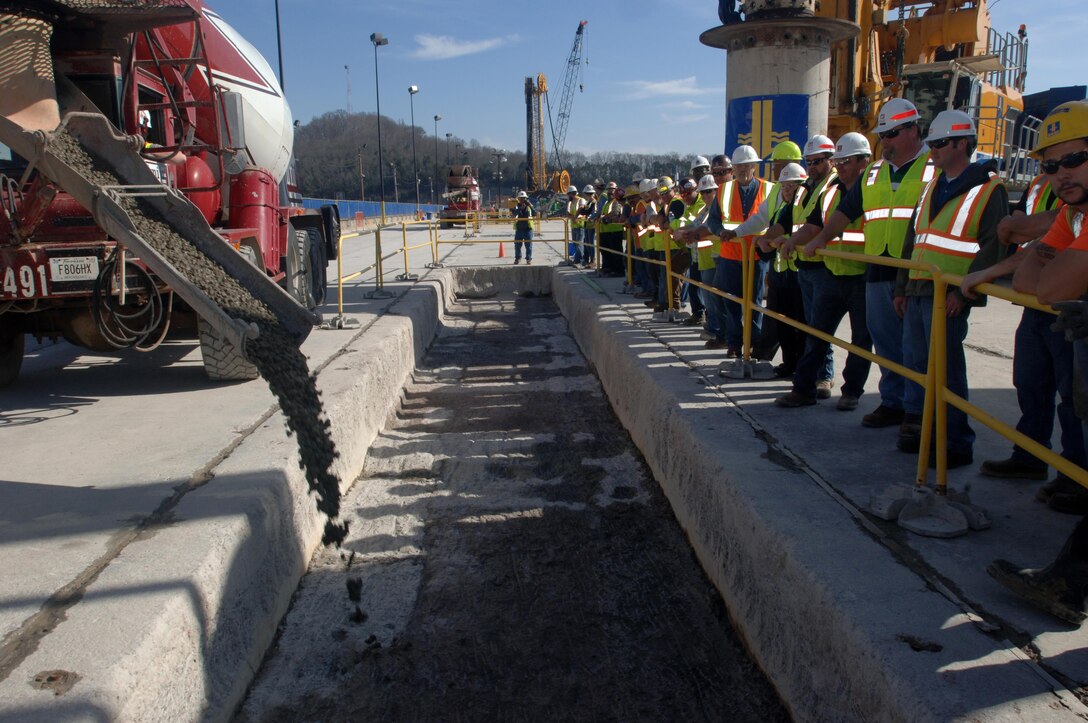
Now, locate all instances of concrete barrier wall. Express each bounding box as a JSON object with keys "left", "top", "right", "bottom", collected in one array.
[{"left": 549, "top": 269, "right": 1059, "bottom": 721}]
